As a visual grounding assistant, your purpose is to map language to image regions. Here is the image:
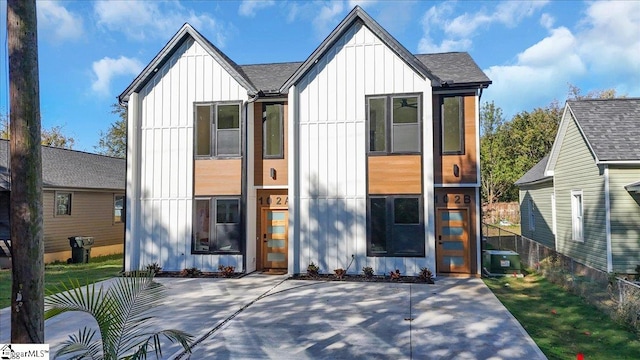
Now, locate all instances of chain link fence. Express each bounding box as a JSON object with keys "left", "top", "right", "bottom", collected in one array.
[{"left": 482, "top": 223, "right": 640, "bottom": 333}]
